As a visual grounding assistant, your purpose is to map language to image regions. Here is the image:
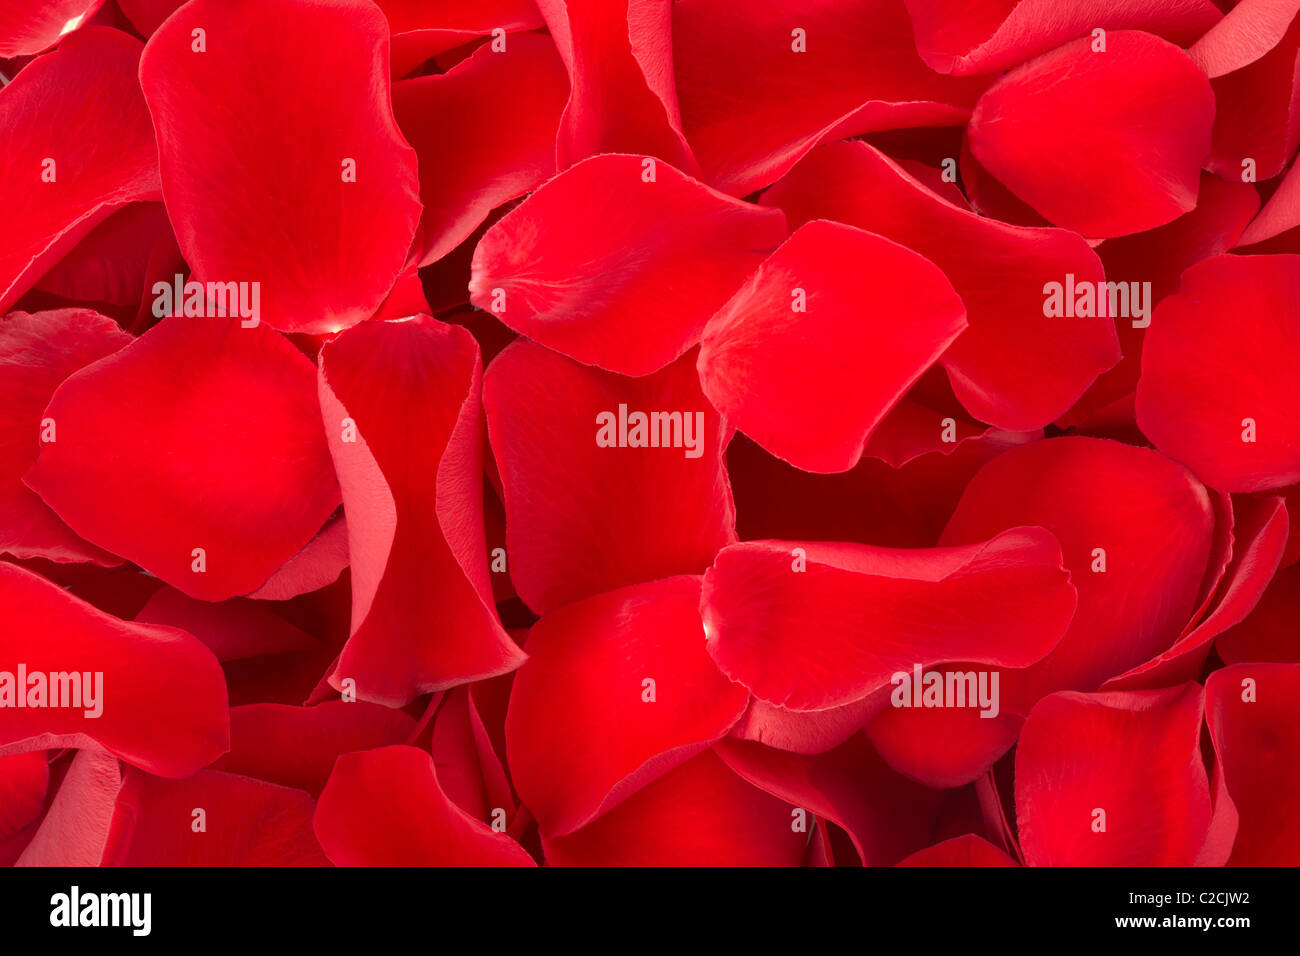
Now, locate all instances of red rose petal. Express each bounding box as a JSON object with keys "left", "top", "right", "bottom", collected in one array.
[
  {"left": 1205, "top": 662, "right": 1300, "bottom": 864},
  {"left": 1239, "top": 152, "right": 1300, "bottom": 246},
  {"left": 897, "top": 833, "right": 1018, "bottom": 867},
  {"left": 139, "top": 0, "right": 421, "bottom": 334},
  {"left": 506, "top": 576, "right": 747, "bottom": 837},
  {"left": 394, "top": 33, "right": 569, "bottom": 267},
  {"left": 1217, "top": 559, "right": 1300, "bottom": 664},
  {"left": 673, "top": 0, "right": 986, "bottom": 196},
  {"left": 319, "top": 316, "right": 525, "bottom": 706},
  {"left": 1189, "top": 0, "right": 1300, "bottom": 77},
  {"left": 0, "top": 0, "right": 107, "bottom": 57},
  {"left": 698, "top": 219, "right": 966, "bottom": 473},
  {"left": 0, "top": 308, "right": 130, "bottom": 565},
  {"left": 538, "top": 0, "right": 696, "bottom": 171},
  {"left": 0, "top": 562, "right": 228, "bottom": 777},
  {"left": 0, "top": 27, "right": 159, "bottom": 313},
  {"left": 469, "top": 154, "right": 786, "bottom": 376},
  {"left": 135, "top": 587, "right": 322, "bottom": 663},
  {"left": 247, "top": 513, "right": 349, "bottom": 602},
  {"left": 968, "top": 32, "right": 1214, "bottom": 237},
  {"left": 432, "top": 686, "right": 515, "bottom": 822},
  {"left": 905, "top": 0, "right": 1221, "bottom": 76},
  {"left": 702, "top": 528, "right": 1074, "bottom": 711},
  {"left": 728, "top": 696, "right": 880, "bottom": 755},
  {"left": 314, "top": 745, "right": 535, "bottom": 866},
  {"left": 32, "top": 202, "right": 171, "bottom": 309},
  {"left": 1016, "top": 685, "right": 1212, "bottom": 866},
  {"left": 26, "top": 317, "right": 341, "bottom": 600},
  {"left": 484, "top": 340, "right": 735, "bottom": 614},
  {"left": 14, "top": 750, "right": 118, "bottom": 867},
  {"left": 762, "top": 141, "right": 1118, "bottom": 430},
  {"left": 104, "top": 767, "right": 328, "bottom": 866},
  {"left": 1137, "top": 254, "right": 1300, "bottom": 492},
  {"left": 382, "top": 0, "right": 548, "bottom": 78},
  {"left": 0, "top": 751, "right": 47, "bottom": 839},
  {"left": 541, "top": 749, "right": 804, "bottom": 866}
]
